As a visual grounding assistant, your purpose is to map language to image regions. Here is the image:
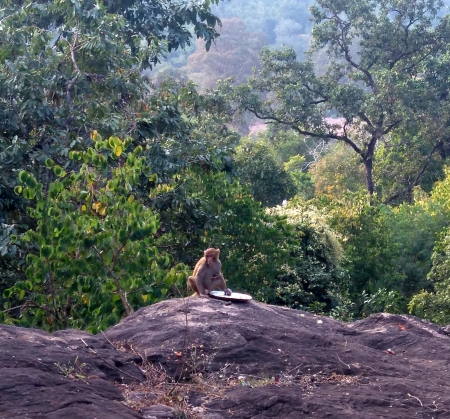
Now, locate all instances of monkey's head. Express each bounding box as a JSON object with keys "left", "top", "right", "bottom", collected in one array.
[{"left": 204, "top": 248, "right": 220, "bottom": 265}]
